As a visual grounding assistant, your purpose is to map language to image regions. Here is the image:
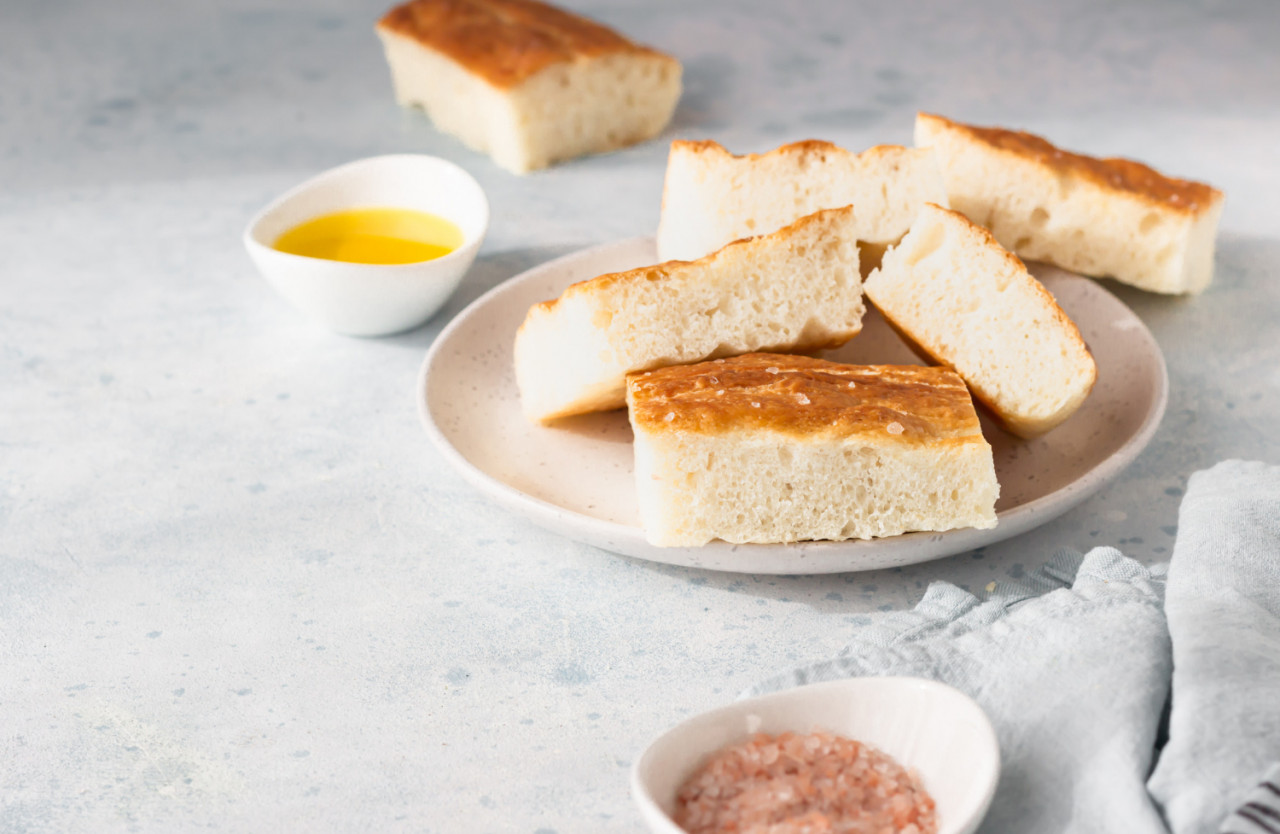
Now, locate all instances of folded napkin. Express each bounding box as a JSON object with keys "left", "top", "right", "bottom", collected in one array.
[
  {"left": 746, "top": 547, "right": 1173, "bottom": 833},
  {"left": 745, "top": 460, "right": 1280, "bottom": 834},
  {"left": 1148, "top": 460, "right": 1280, "bottom": 834},
  {"left": 1219, "top": 764, "right": 1280, "bottom": 834}
]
